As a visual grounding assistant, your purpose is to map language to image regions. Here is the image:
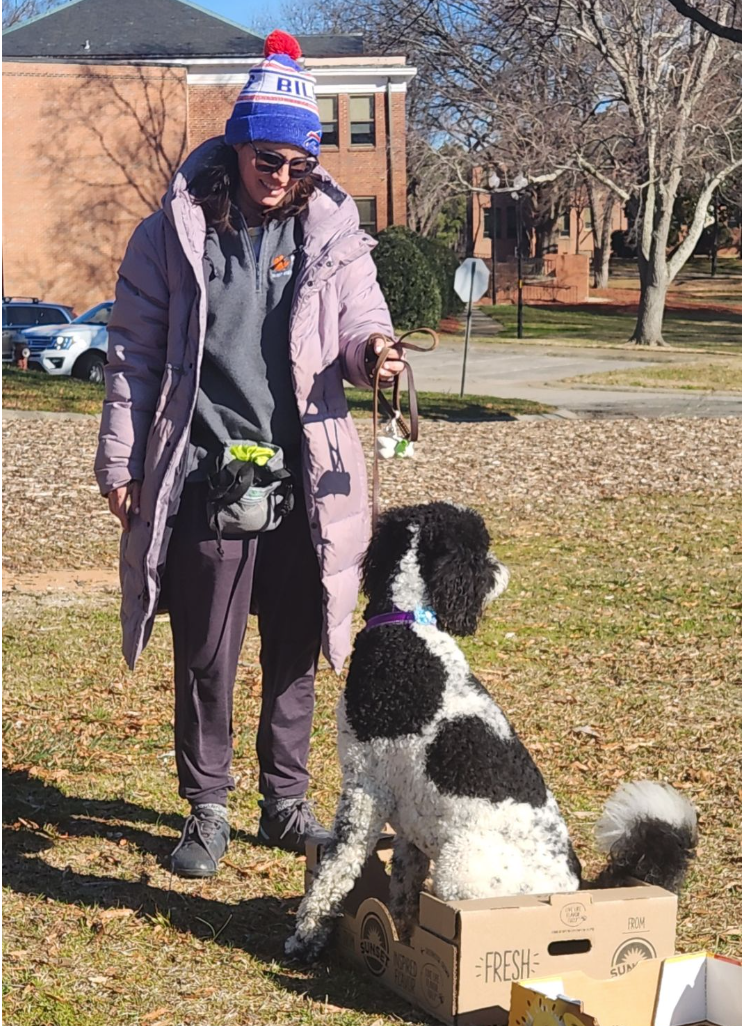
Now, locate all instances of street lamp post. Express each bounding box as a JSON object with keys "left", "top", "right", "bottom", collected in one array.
[
  {"left": 488, "top": 172, "right": 500, "bottom": 304},
  {"left": 511, "top": 173, "right": 528, "bottom": 340}
]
